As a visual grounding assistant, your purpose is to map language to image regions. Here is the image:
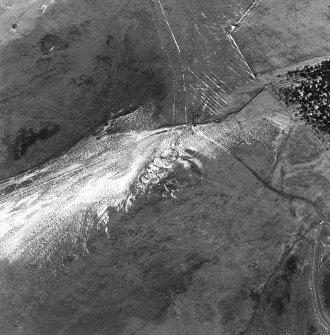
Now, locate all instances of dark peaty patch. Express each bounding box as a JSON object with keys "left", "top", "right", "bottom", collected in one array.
[
  {"left": 39, "top": 34, "right": 69, "bottom": 55},
  {"left": 322, "top": 272, "right": 330, "bottom": 309},
  {"left": 14, "top": 124, "right": 60, "bottom": 159}
]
